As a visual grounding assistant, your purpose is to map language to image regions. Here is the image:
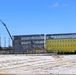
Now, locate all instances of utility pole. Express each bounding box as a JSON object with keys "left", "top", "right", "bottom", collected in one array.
[
  {"left": 0, "top": 34, "right": 1, "bottom": 47},
  {"left": 8, "top": 37, "right": 11, "bottom": 47},
  {"left": 4, "top": 37, "right": 6, "bottom": 48}
]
